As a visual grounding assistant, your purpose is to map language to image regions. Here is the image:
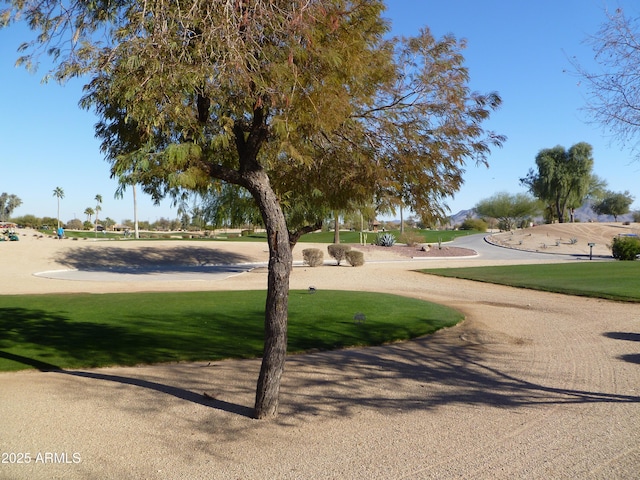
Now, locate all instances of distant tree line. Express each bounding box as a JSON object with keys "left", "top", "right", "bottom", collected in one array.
[{"left": 7, "top": 213, "right": 191, "bottom": 232}]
